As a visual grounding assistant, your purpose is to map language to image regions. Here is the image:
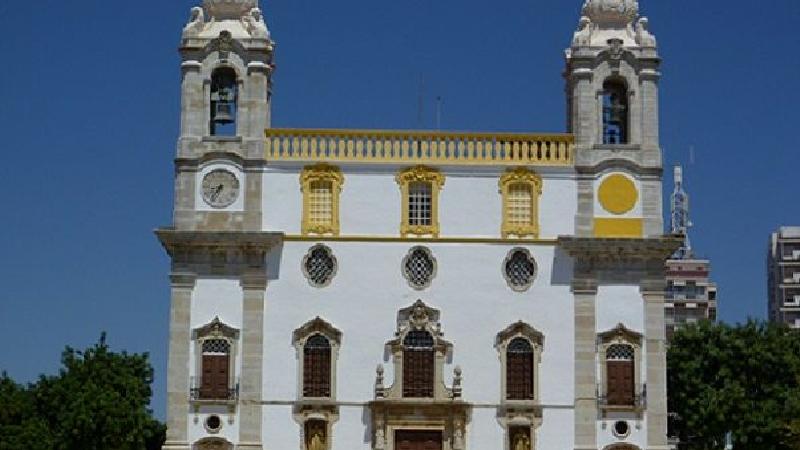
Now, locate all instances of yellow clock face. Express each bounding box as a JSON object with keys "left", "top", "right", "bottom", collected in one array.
[{"left": 202, "top": 169, "right": 240, "bottom": 208}]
